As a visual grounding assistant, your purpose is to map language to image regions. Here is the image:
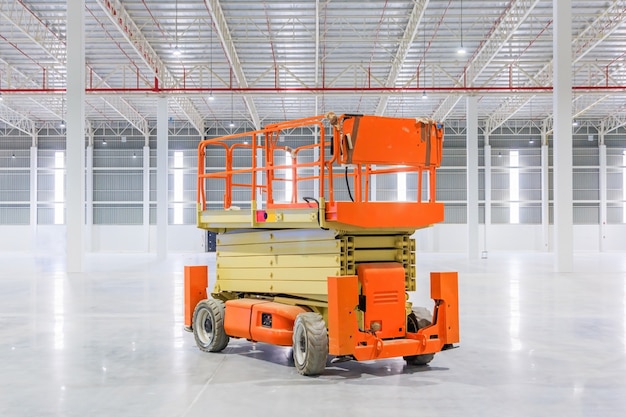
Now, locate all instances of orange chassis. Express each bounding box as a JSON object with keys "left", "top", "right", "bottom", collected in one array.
[{"left": 185, "top": 265, "right": 459, "bottom": 363}]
